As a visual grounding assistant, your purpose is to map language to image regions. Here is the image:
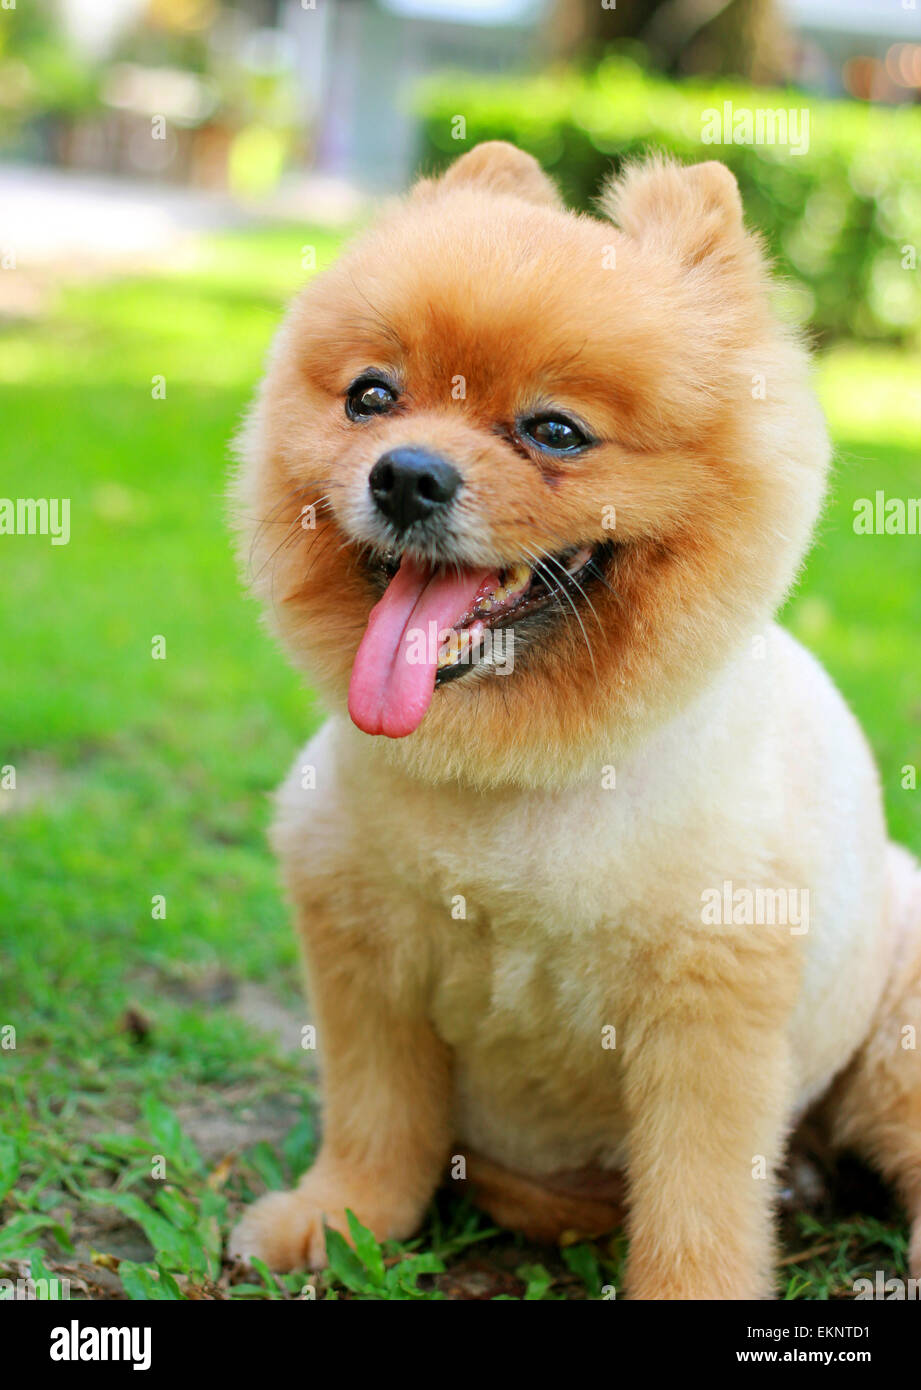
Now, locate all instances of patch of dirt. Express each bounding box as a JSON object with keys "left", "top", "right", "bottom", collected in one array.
[
  {"left": 0, "top": 756, "right": 69, "bottom": 817},
  {"left": 227, "top": 981, "right": 311, "bottom": 1058},
  {"left": 70, "top": 1206, "right": 155, "bottom": 1267},
  {"left": 148, "top": 965, "right": 312, "bottom": 1061},
  {"left": 176, "top": 1093, "right": 304, "bottom": 1165}
]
